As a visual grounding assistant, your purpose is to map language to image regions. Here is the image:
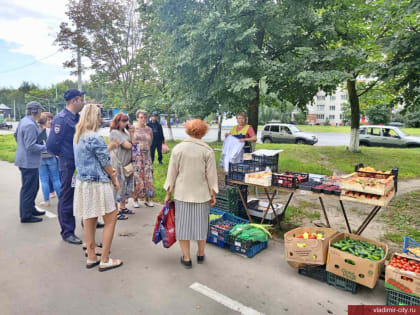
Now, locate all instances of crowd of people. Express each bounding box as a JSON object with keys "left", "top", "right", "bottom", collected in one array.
[{"left": 14, "top": 88, "right": 256, "bottom": 271}]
